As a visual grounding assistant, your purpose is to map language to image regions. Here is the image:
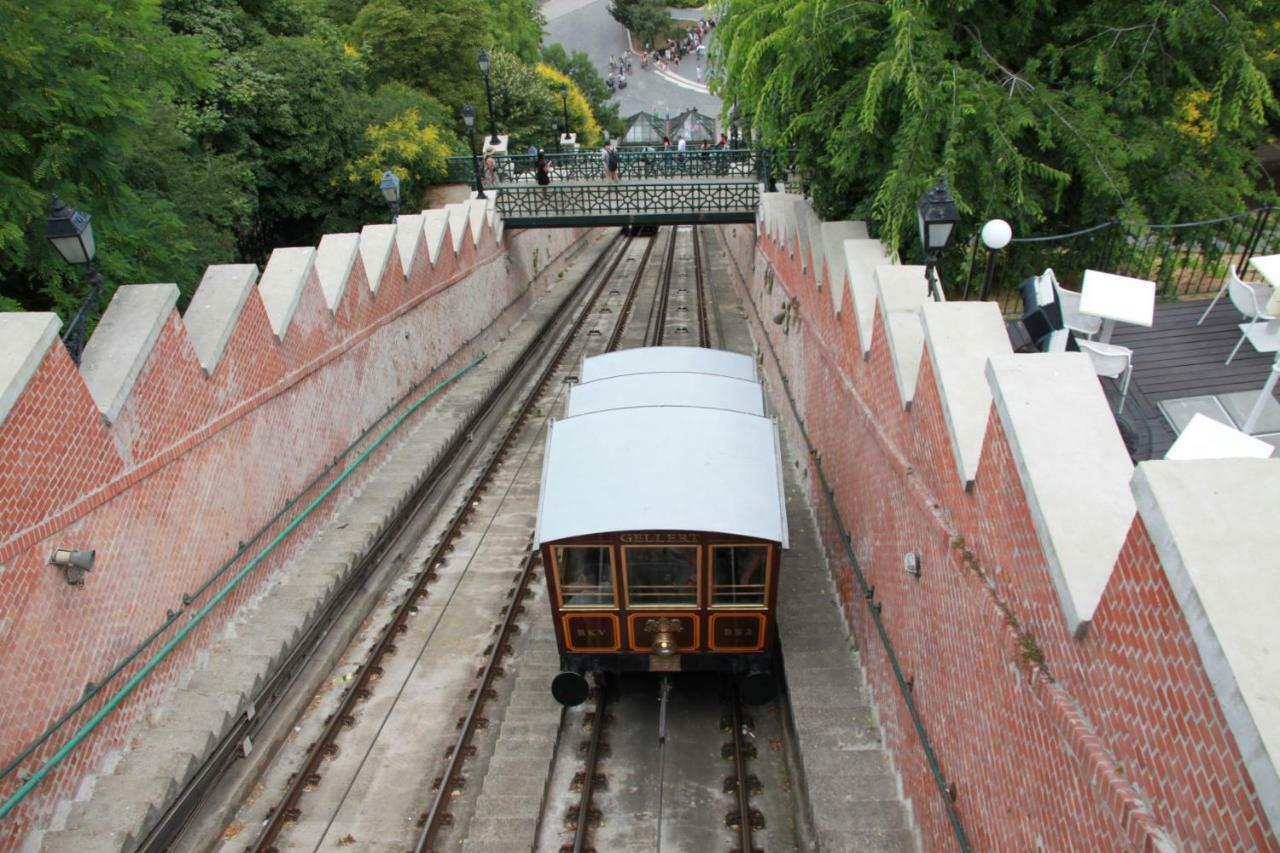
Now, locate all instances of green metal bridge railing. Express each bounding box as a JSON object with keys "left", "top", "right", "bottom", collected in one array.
[
  {"left": 446, "top": 148, "right": 762, "bottom": 184},
  {"left": 492, "top": 179, "right": 760, "bottom": 227}
]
